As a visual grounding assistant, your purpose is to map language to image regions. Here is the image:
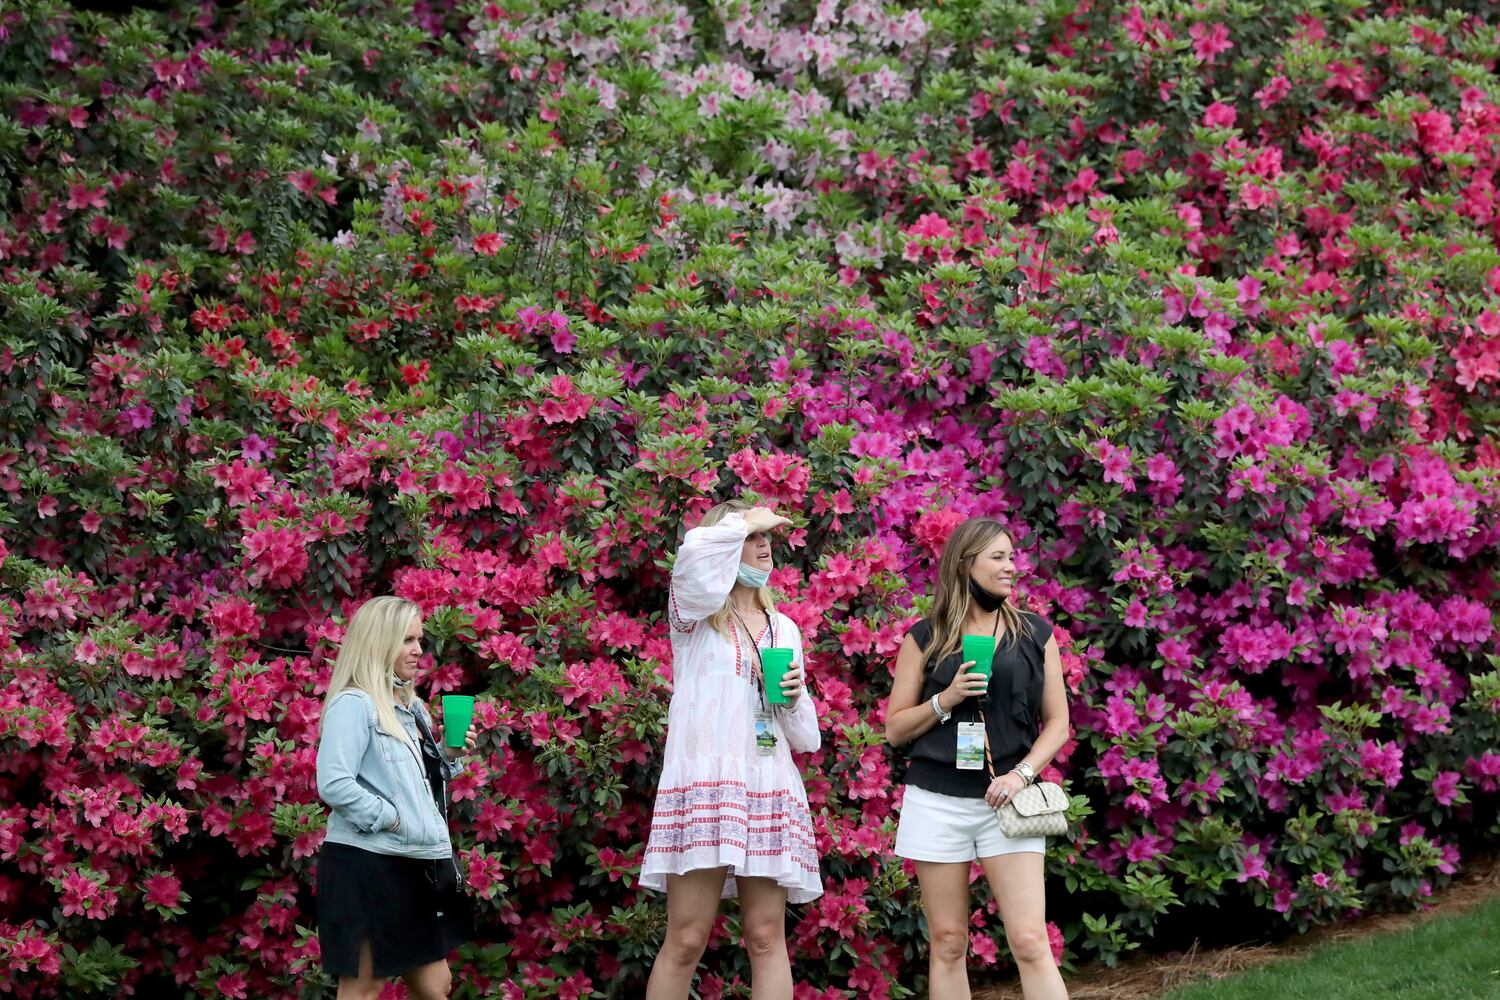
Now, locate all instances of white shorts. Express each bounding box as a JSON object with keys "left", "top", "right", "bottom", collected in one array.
[{"left": 894, "top": 784, "right": 1046, "bottom": 863}]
